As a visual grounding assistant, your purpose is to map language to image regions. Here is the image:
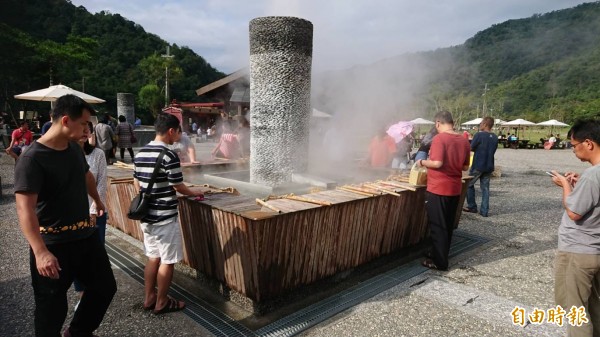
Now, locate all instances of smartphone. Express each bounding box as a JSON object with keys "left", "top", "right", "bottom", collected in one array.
[{"left": 545, "top": 171, "right": 556, "bottom": 177}]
